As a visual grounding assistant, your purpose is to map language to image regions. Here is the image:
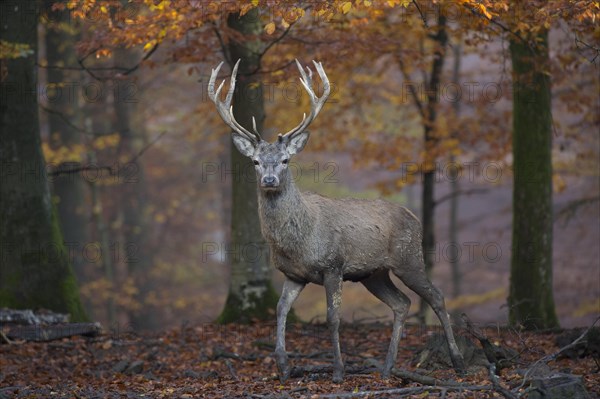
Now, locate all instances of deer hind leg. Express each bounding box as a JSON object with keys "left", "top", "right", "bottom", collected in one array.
[
  {"left": 394, "top": 260, "right": 466, "bottom": 373},
  {"left": 362, "top": 271, "right": 411, "bottom": 378},
  {"left": 275, "top": 278, "right": 305, "bottom": 382},
  {"left": 324, "top": 271, "right": 344, "bottom": 383}
]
